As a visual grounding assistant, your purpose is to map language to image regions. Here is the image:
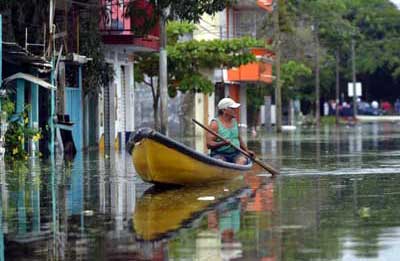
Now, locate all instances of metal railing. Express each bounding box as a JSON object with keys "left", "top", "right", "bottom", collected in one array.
[{"left": 100, "top": 0, "right": 131, "bottom": 32}]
